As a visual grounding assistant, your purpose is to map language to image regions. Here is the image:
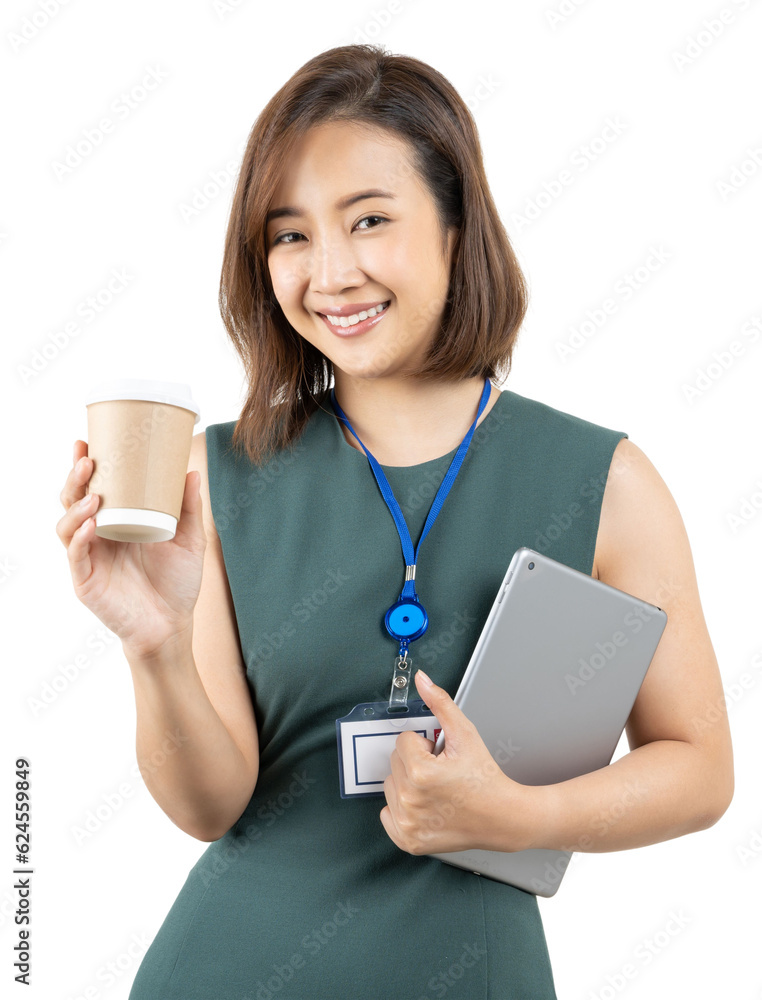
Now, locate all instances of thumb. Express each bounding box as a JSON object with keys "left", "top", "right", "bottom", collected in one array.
[{"left": 415, "top": 669, "right": 472, "bottom": 752}]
